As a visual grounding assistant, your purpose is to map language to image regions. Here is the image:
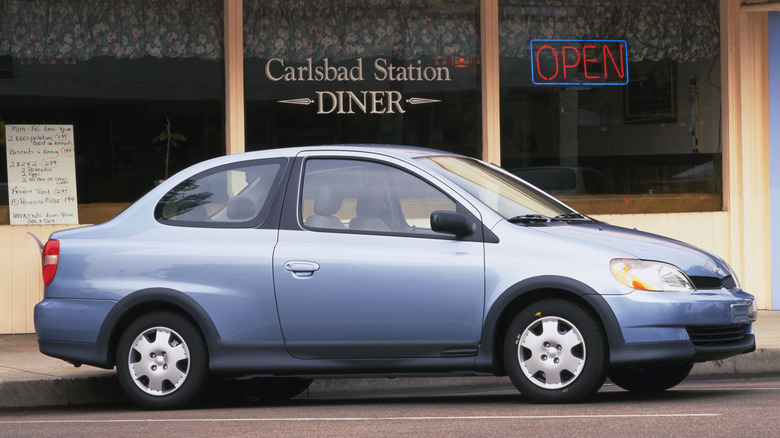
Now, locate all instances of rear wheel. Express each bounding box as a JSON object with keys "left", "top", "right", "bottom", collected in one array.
[
  {"left": 116, "top": 311, "right": 208, "bottom": 409},
  {"left": 609, "top": 362, "right": 693, "bottom": 393},
  {"left": 503, "top": 299, "right": 608, "bottom": 403}
]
